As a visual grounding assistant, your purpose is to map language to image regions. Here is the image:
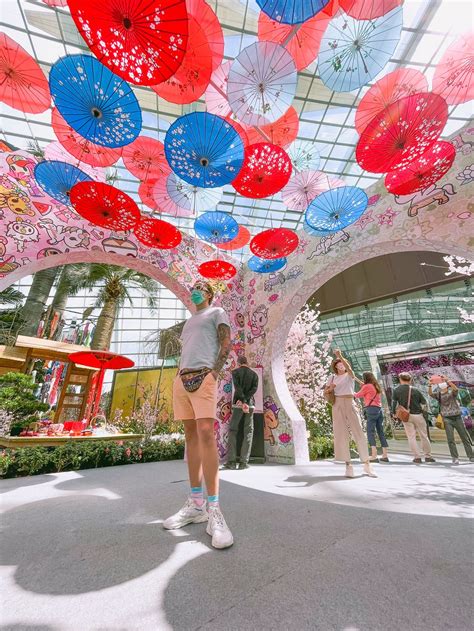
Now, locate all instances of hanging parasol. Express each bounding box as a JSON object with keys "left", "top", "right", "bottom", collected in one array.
[
  {"left": 0, "top": 32, "right": 50, "bottom": 114},
  {"left": 303, "top": 220, "right": 332, "bottom": 237},
  {"left": 250, "top": 228, "right": 299, "bottom": 259},
  {"left": 281, "top": 170, "right": 344, "bottom": 212},
  {"left": 356, "top": 92, "right": 448, "bottom": 174},
  {"left": 318, "top": 7, "right": 403, "bottom": 93},
  {"left": 49, "top": 54, "right": 142, "bottom": 148},
  {"left": 305, "top": 186, "right": 367, "bottom": 234},
  {"left": 248, "top": 255, "right": 287, "bottom": 273},
  {"left": 257, "top": 9, "right": 331, "bottom": 71},
  {"left": 68, "top": 0, "right": 189, "bottom": 86},
  {"left": 245, "top": 106, "right": 299, "bottom": 149},
  {"left": 69, "top": 350, "right": 134, "bottom": 420},
  {"left": 432, "top": 33, "right": 474, "bottom": 105},
  {"left": 287, "top": 139, "right": 321, "bottom": 172},
  {"left": 339, "top": 0, "right": 403, "bottom": 19},
  {"left": 122, "top": 136, "right": 170, "bottom": 181},
  {"left": 256, "top": 0, "right": 330, "bottom": 25},
  {"left": 152, "top": 175, "right": 195, "bottom": 217},
  {"left": 139, "top": 178, "right": 160, "bottom": 211},
  {"left": 227, "top": 41, "right": 297, "bottom": 127},
  {"left": 51, "top": 108, "right": 122, "bottom": 168},
  {"left": 70, "top": 181, "right": 140, "bottom": 231},
  {"left": 151, "top": 15, "right": 214, "bottom": 105},
  {"left": 167, "top": 173, "right": 223, "bottom": 214},
  {"left": 194, "top": 211, "right": 239, "bottom": 244},
  {"left": 165, "top": 112, "right": 245, "bottom": 188},
  {"left": 198, "top": 260, "right": 237, "bottom": 280},
  {"left": 205, "top": 61, "right": 232, "bottom": 118},
  {"left": 232, "top": 143, "right": 292, "bottom": 199},
  {"left": 134, "top": 216, "right": 182, "bottom": 249},
  {"left": 225, "top": 116, "right": 250, "bottom": 148},
  {"left": 43, "top": 141, "right": 108, "bottom": 181},
  {"left": 187, "top": 0, "right": 224, "bottom": 72},
  {"left": 217, "top": 225, "right": 251, "bottom": 251},
  {"left": 34, "top": 160, "right": 92, "bottom": 206},
  {"left": 355, "top": 68, "right": 428, "bottom": 135},
  {"left": 384, "top": 141, "right": 456, "bottom": 196}
]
